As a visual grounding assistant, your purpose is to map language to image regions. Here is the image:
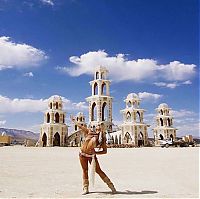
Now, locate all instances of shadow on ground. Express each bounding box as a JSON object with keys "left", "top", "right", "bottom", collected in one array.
[{"left": 89, "top": 190, "right": 158, "bottom": 195}]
